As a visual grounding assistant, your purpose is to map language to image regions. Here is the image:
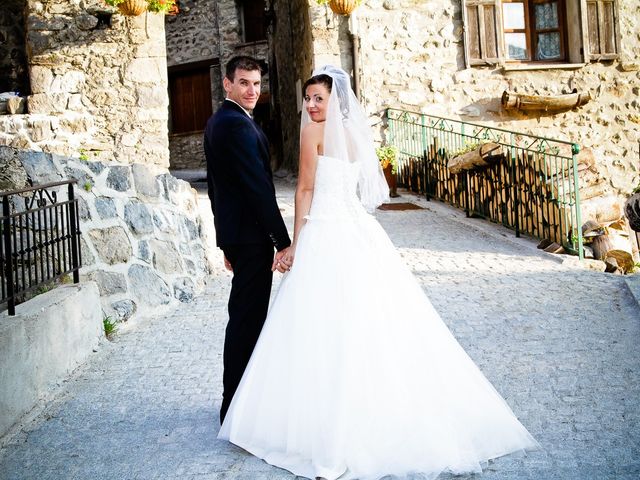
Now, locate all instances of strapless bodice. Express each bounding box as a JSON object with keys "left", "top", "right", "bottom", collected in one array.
[{"left": 307, "top": 155, "right": 367, "bottom": 220}]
